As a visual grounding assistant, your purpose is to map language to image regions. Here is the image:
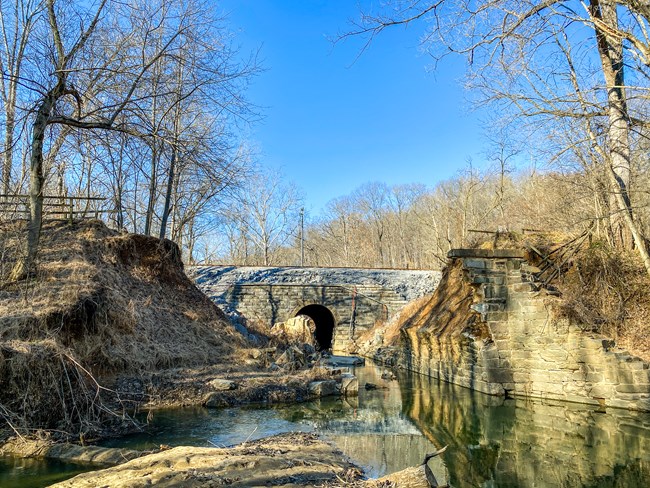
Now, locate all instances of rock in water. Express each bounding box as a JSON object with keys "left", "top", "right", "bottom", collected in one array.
[
  {"left": 308, "top": 380, "right": 338, "bottom": 397},
  {"left": 207, "top": 378, "right": 237, "bottom": 391},
  {"left": 48, "top": 433, "right": 360, "bottom": 487}
]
